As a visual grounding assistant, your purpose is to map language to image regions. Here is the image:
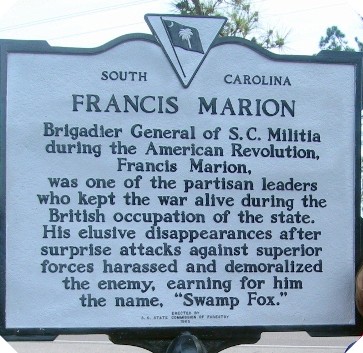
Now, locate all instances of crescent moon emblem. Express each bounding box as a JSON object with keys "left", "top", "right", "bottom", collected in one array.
[{"left": 168, "top": 21, "right": 174, "bottom": 28}]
